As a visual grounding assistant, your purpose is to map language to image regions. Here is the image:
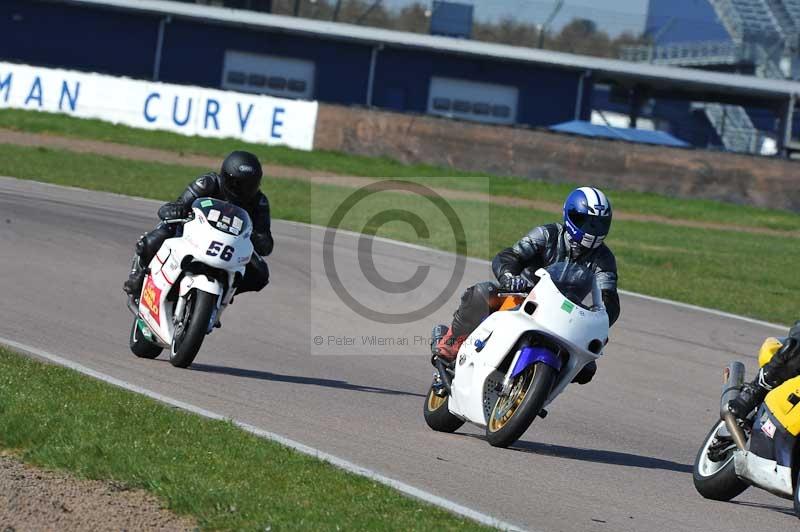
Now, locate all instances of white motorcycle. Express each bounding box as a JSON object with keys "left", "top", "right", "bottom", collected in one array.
[
  {"left": 127, "top": 197, "right": 254, "bottom": 368},
  {"left": 424, "top": 262, "right": 610, "bottom": 448}
]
